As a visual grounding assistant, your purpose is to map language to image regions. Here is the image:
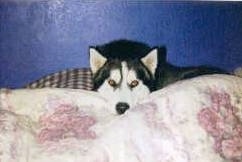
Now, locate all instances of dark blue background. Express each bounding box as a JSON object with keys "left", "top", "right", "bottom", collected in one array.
[{"left": 1, "top": 1, "right": 242, "bottom": 88}]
